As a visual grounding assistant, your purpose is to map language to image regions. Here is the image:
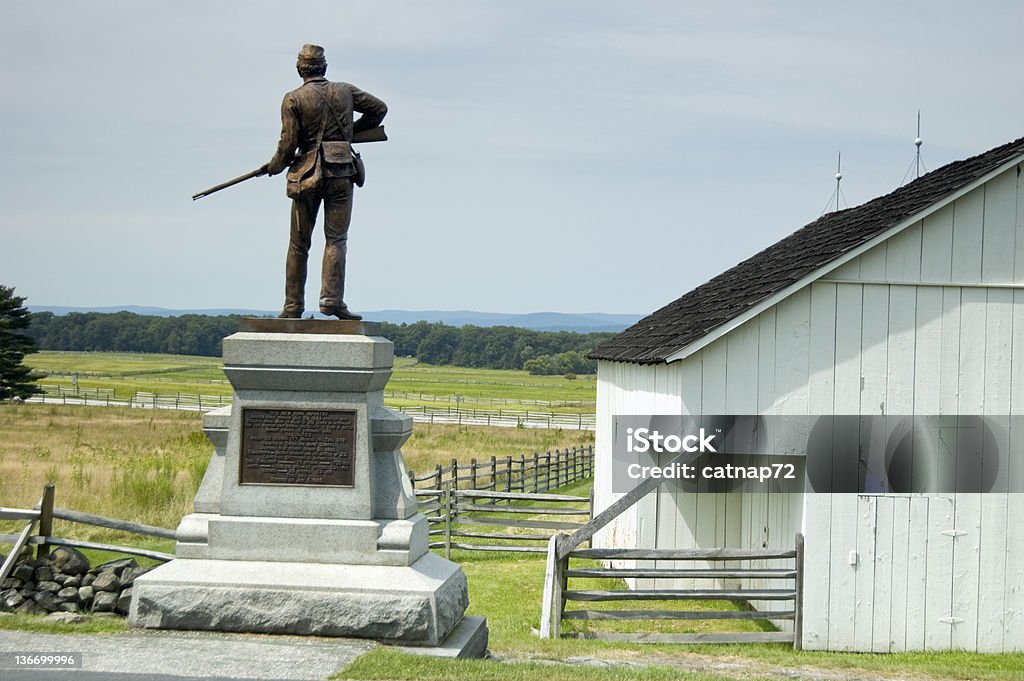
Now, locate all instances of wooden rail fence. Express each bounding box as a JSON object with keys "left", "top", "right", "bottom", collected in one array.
[
  {"left": 31, "top": 386, "right": 596, "bottom": 428},
  {"left": 0, "top": 484, "right": 176, "bottom": 583},
  {"left": 419, "top": 489, "right": 592, "bottom": 558},
  {"left": 409, "top": 446, "right": 595, "bottom": 556},
  {"left": 384, "top": 391, "right": 595, "bottom": 408},
  {"left": 541, "top": 540, "right": 804, "bottom": 644},
  {"left": 538, "top": 446, "right": 805, "bottom": 646},
  {"left": 408, "top": 446, "right": 594, "bottom": 494},
  {"left": 33, "top": 385, "right": 231, "bottom": 411},
  {"left": 395, "top": 405, "right": 595, "bottom": 430}
]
